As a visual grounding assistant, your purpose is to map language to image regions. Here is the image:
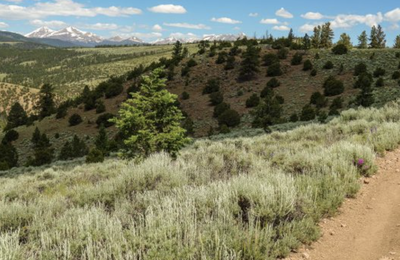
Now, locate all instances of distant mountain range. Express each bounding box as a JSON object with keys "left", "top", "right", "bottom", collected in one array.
[{"left": 0, "top": 26, "right": 246, "bottom": 48}]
